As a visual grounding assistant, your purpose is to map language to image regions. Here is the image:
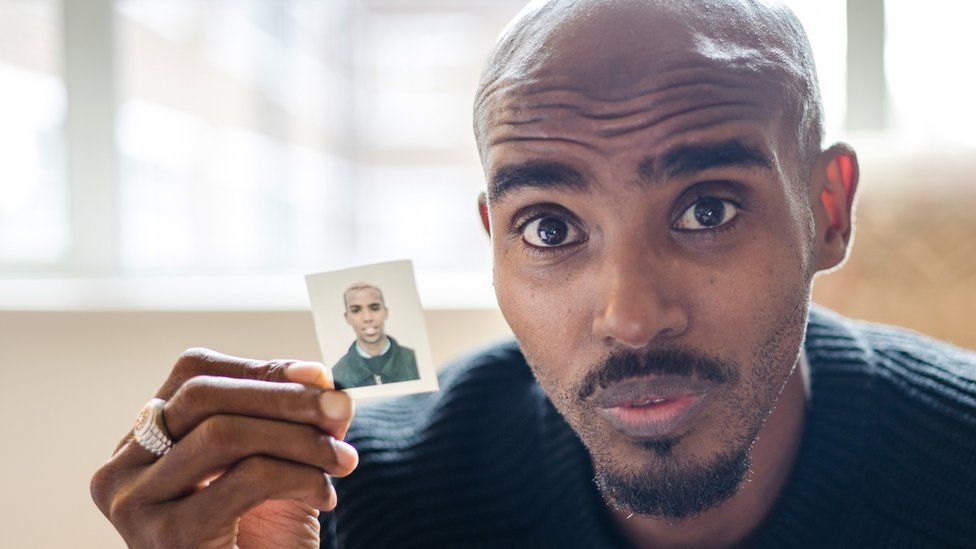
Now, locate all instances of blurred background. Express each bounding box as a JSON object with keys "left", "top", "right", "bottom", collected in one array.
[{"left": 0, "top": 0, "right": 973, "bottom": 546}]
